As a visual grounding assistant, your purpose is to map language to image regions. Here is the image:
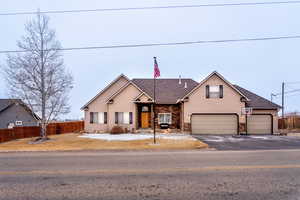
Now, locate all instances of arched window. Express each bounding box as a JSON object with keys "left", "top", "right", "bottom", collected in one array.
[{"left": 142, "top": 106, "right": 149, "bottom": 112}]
